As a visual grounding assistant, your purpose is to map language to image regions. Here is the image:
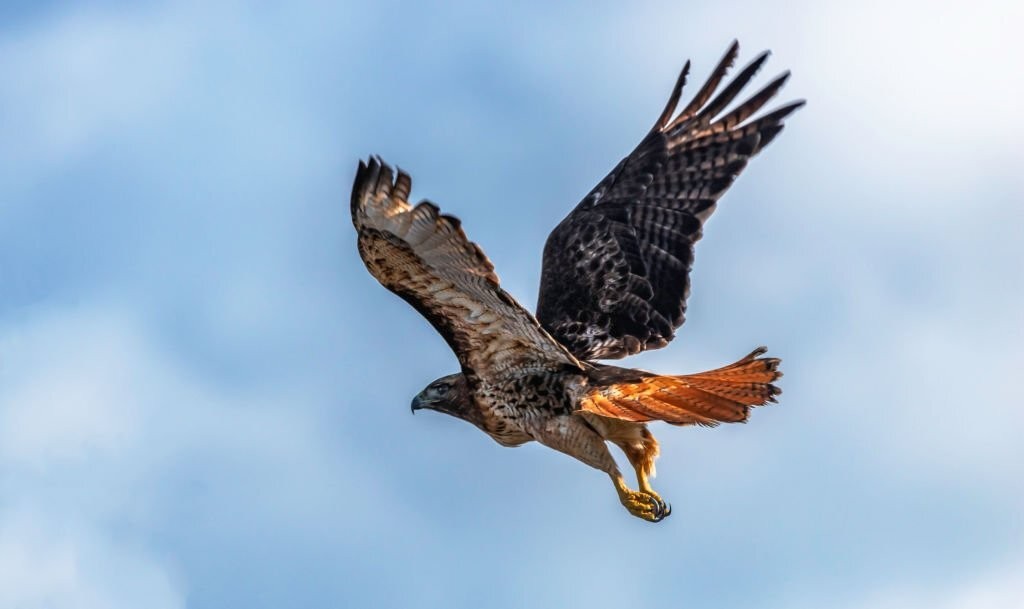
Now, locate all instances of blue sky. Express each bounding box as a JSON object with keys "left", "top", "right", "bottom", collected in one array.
[{"left": 1, "top": 1, "right": 1022, "bottom": 608}]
